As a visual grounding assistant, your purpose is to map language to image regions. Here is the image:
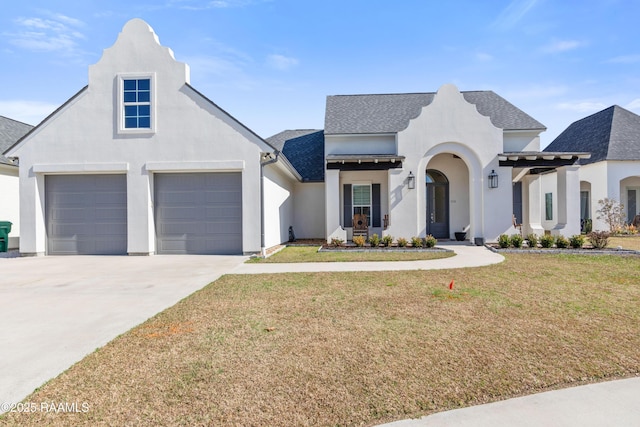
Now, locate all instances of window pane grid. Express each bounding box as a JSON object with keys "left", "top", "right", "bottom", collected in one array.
[
  {"left": 123, "top": 78, "right": 151, "bottom": 129},
  {"left": 352, "top": 185, "right": 371, "bottom": 225}
]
